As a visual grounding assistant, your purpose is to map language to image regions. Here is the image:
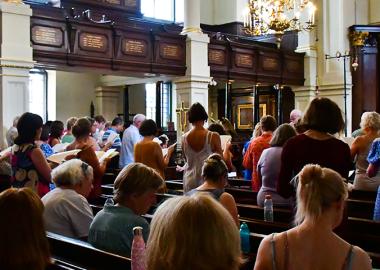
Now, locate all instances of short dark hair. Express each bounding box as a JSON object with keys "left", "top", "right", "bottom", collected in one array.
[
  {"left": 94, "top": 115, "right": 106, "bottom": 124},
  {"left": 208, "top": 123, "right": 226, "bottom": 135},
  {"left": 188, "top": 103, "right": 208, "bottom": 124},
  {"left": 50, "top": 121, "right": 64, "bottom": 139},
  {"left": 72, "top": 118, "right": 91, "bottom": 138},
  {"left": 14, "top": 113, "right": 43, "bottom": 145},
  {"left": 40, "top": 124, "right": 51, "bottom": 142},
  {"left": 302, "top": 97, "right": 344, "bottom": 134},
  {"left": 112, "top": 117, "right": 123, "bottom": 126},
  {"left": 86, "top": 117, "right": 95, "bottom": 125},
  {"left": 260, "top": 115, "right": 277, "bottom": 132},
  {"left": 139, "top": 119, "right": 158, "bottom": 137},
  {"left": 270, "top": 124, "right": 297, "bottom": 147}
]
